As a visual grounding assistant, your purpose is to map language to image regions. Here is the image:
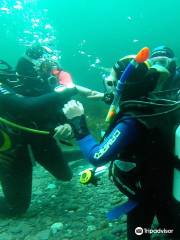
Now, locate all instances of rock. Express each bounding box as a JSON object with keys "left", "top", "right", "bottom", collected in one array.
[
  {"left": 35, "top": 229, "right": 50, "bottom": 240},
  {"left": 100, "top": 233, "right": 115, "bottom": 240},
  {"left": 98, "top": 220, "right": 109, "bottom": 229},
  {"left": 10, "top": 225, "right": 22, "bottom": 234},
  {"left": 63, "top": 229, "right": 73, "bottom": 238},
  {"left": 87, "top": 225, "right": 96, "bottom": 232},
  {"left": 111, "top": 223, "right": 127, "bottom": 236},
  {"left": 25, "top": 209, "right": 39, "bottom": 218},
  {"left": 86, "top": 215, "right": 96, "bottom": 223},
  {"left": 50, "top": 222, "right": 63, "bottom": 235},
  {"left": 21, "top": 223, "right": 33, "bottom": 236},
  {"left": 33, "top": 190, "right": 43, "bottom": 196},
  {"left": 47, "top": 183, "right": 56, "bottom": 190},
  {"left": 108, "top": 222, "right": 113, "bottom": 227},
  {"left": 51, "top": 194, "right": 56, "bottom": 199},
  {"left": 0, "top": 219, "right": 10, "bottom": 227},
  {"left": 120, "top": 214, "right": 127, "bottom": 223},
  {"left": 65, "top": 203, "right": 79, "bottom": 211},
  {"left": 120, "top": 222, "right": 127, "bottom": 233},
  {"left": 0, "top": 232, "right": 13, "bottom": 240}
]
